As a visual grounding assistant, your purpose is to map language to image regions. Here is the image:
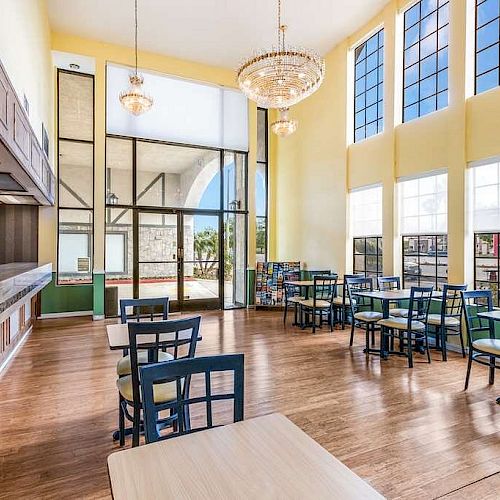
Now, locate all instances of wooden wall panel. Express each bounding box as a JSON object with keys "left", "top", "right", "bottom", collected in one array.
[{"left": 0, "top": 204, "right": 38, "bottom": 264}]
